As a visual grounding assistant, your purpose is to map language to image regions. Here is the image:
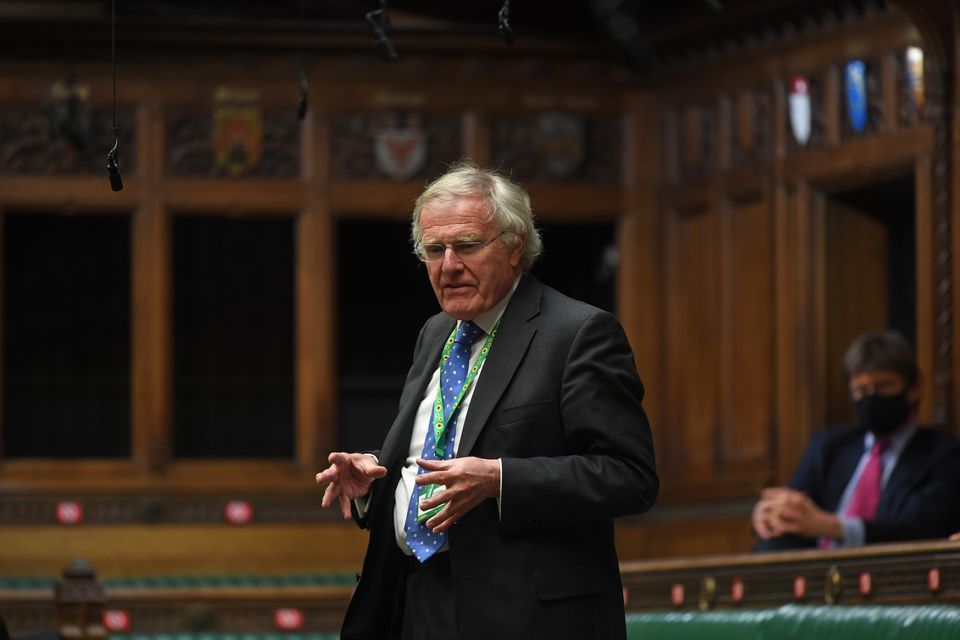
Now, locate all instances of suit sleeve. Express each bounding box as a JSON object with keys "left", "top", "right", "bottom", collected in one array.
[{"left": 498, "top": 310, "right": 658, "bottom": 532}]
